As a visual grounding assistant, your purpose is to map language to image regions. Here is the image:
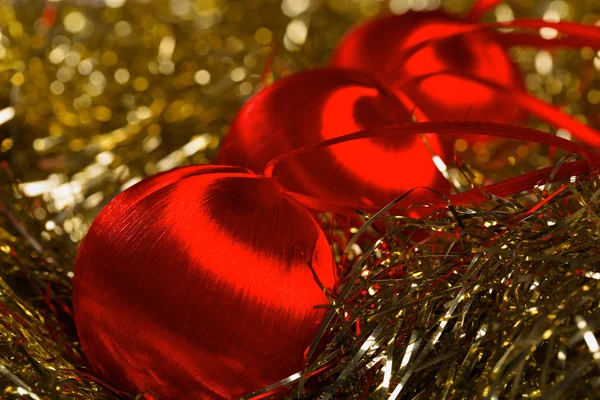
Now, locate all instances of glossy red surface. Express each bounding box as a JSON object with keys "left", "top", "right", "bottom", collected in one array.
[
  {"left": 218, "top": 68, "right": 450, "bottom": 210},
  {"left": 73, "top": 165, "right": 336, "bottom": 399},
  {"left": 330, "top": 11, "right": 525, "bottom": 127}
]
